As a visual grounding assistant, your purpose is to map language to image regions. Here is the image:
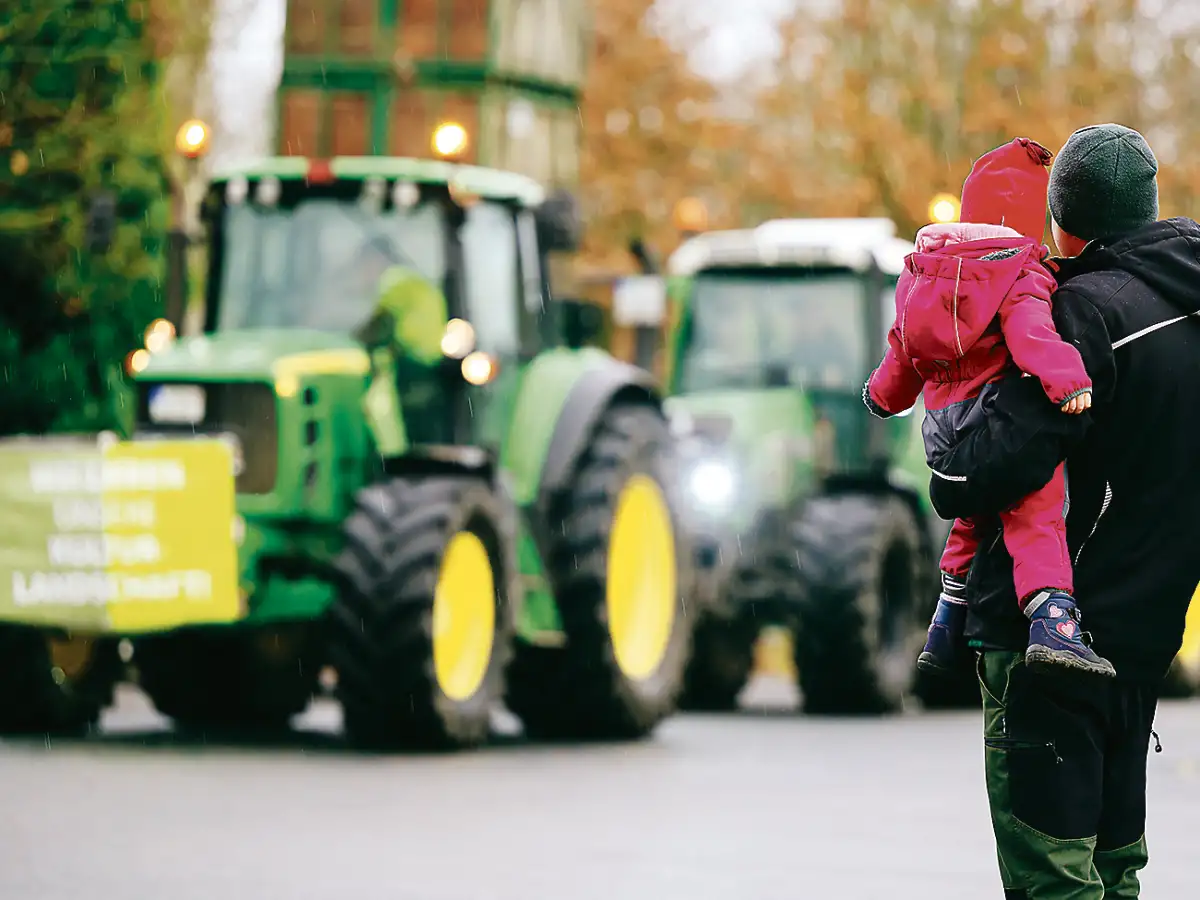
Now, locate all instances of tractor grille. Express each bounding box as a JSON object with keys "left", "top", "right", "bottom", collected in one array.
[{"left": 136, "top": 382, "right": 279, "bottom": 494}]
